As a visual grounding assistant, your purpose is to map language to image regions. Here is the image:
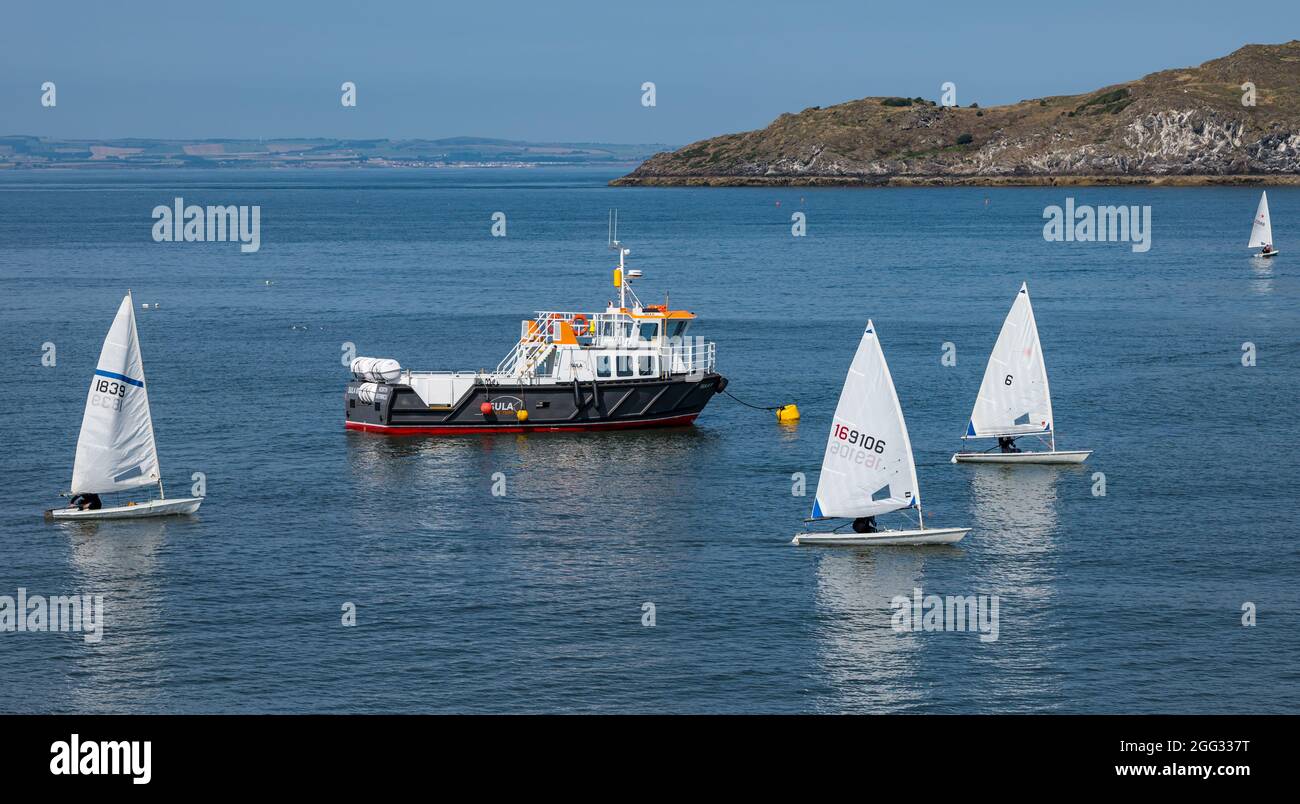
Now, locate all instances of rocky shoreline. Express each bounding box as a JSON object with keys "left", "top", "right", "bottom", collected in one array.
[{"left": 612, "top": 174, "right": 1300, "bottom": 187}]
